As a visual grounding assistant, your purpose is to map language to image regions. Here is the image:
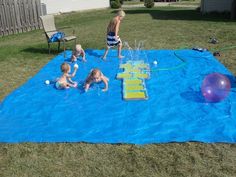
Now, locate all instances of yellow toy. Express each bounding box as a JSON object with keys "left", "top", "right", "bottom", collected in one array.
[{"left": 117, "top": 60, "right": 150, "bottom": 100}]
